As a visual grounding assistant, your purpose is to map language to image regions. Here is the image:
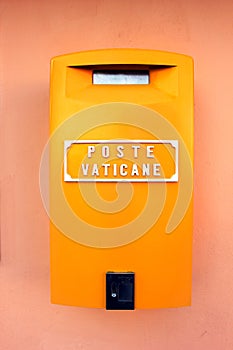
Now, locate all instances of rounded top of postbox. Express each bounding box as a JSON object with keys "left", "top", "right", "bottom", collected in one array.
[{"left": 50, "top": 48, "right": 193, "bottom": 68}]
